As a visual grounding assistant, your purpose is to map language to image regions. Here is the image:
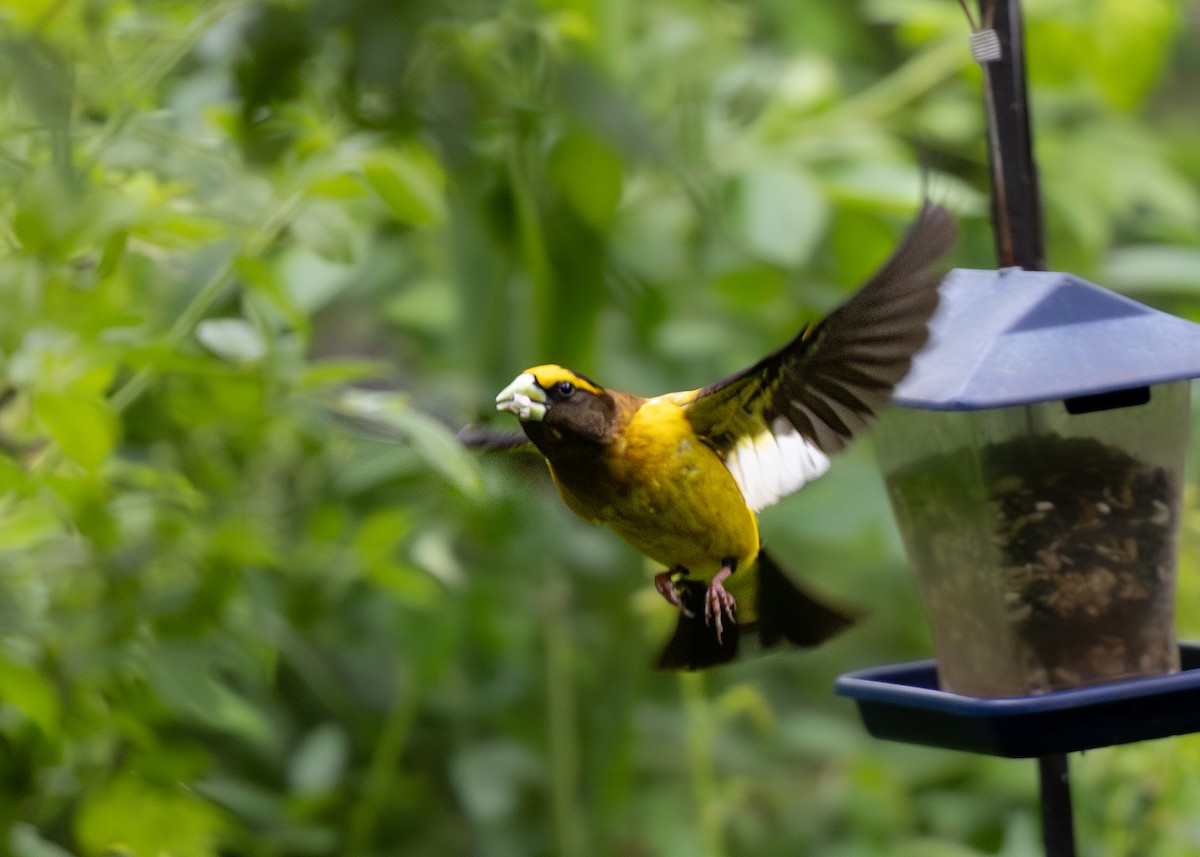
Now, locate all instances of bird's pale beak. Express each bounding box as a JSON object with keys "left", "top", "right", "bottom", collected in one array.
[{"left": 496, "top": 373, "right": 547, "bottom": 421}]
